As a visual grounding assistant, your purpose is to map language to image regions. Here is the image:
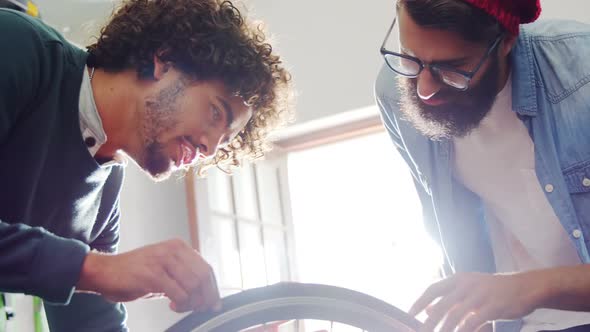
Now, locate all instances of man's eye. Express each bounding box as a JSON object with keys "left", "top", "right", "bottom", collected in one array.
[{"left": 212, "top": 105, "right": 222, "bottom": 122}]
